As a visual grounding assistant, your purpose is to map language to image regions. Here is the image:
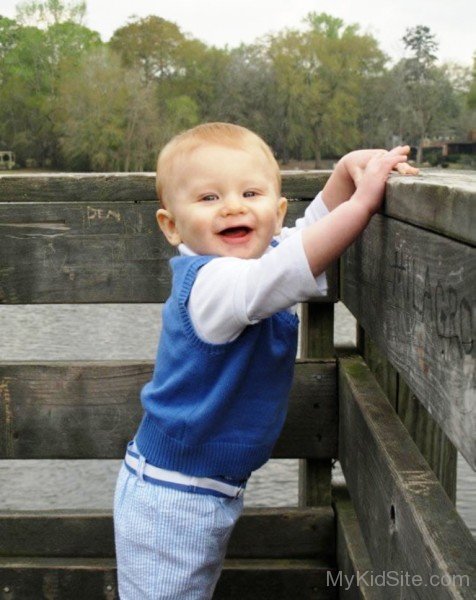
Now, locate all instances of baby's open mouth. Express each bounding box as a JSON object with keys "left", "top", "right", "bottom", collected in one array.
[{"left": 220, "top": 226, "right": 251, "bottom": 238}]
